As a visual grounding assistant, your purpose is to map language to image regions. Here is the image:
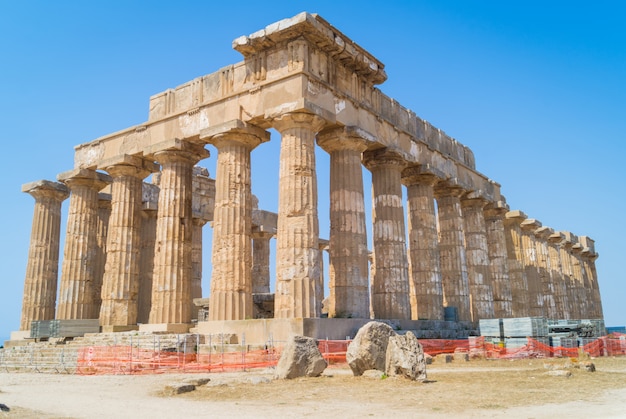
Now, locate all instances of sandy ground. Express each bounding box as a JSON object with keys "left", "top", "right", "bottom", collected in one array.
[{"left": 1, "top": 357, "right": 626, "bottom": 418}]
